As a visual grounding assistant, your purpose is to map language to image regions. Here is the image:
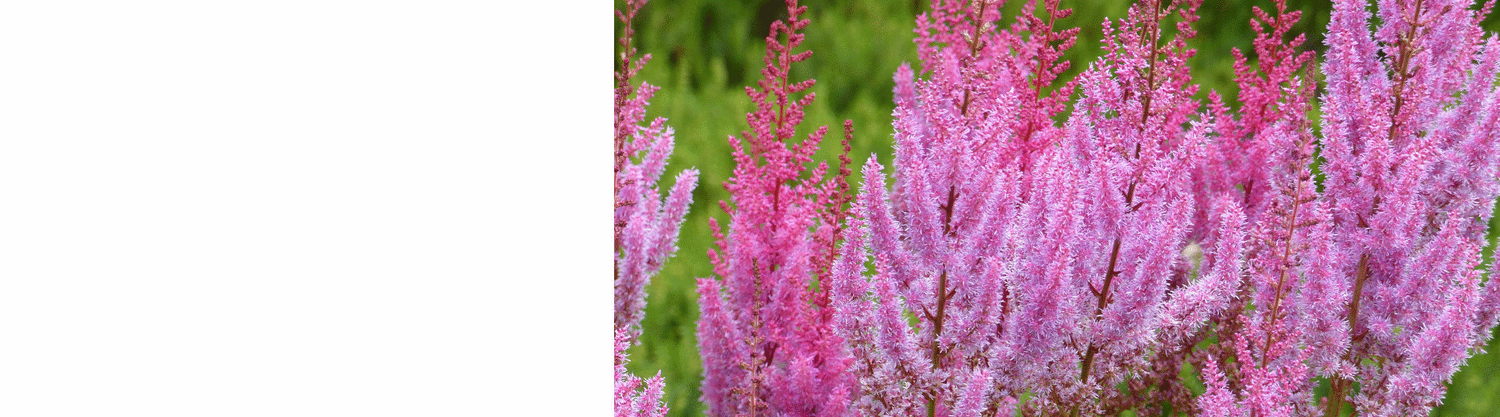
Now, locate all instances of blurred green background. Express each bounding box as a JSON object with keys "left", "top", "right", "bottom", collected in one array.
[{"left": 616, "top": 1, "right": 1500, "bottom": 415}]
